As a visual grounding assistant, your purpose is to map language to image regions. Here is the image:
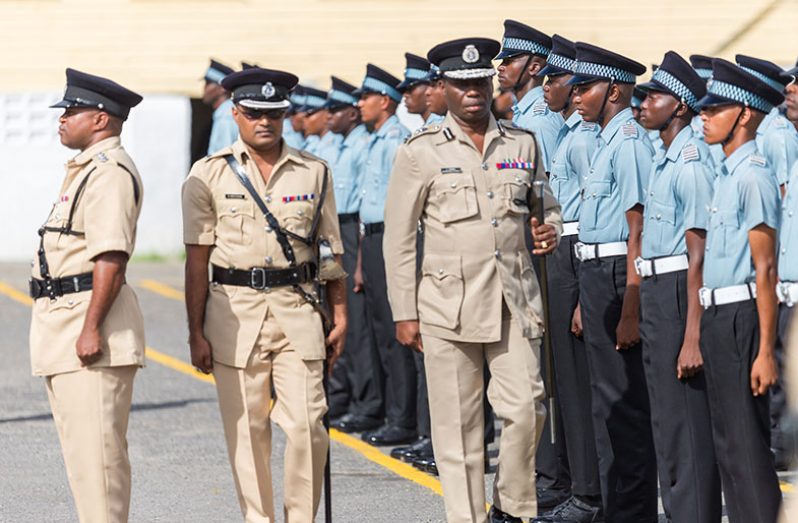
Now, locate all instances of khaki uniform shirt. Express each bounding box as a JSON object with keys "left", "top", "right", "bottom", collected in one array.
[
  {"left": 384, "top": 114, "right": 562, "bottom": 343},
  {"left": 182, "top": 139, "right": 343, "bottom": 367},
  {"left": 29, "top": 136, "right": 145, "bottom": 377}
]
